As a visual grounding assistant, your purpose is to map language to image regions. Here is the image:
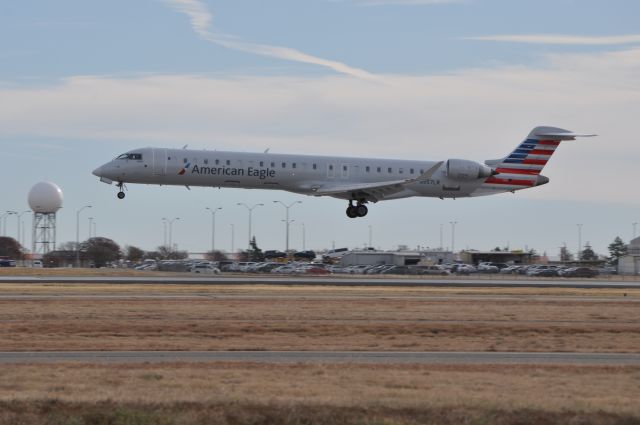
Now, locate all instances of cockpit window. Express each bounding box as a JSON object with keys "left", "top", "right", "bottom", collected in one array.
[{"left": 116, "top": 153, "right": 143, "bottom": 160}]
